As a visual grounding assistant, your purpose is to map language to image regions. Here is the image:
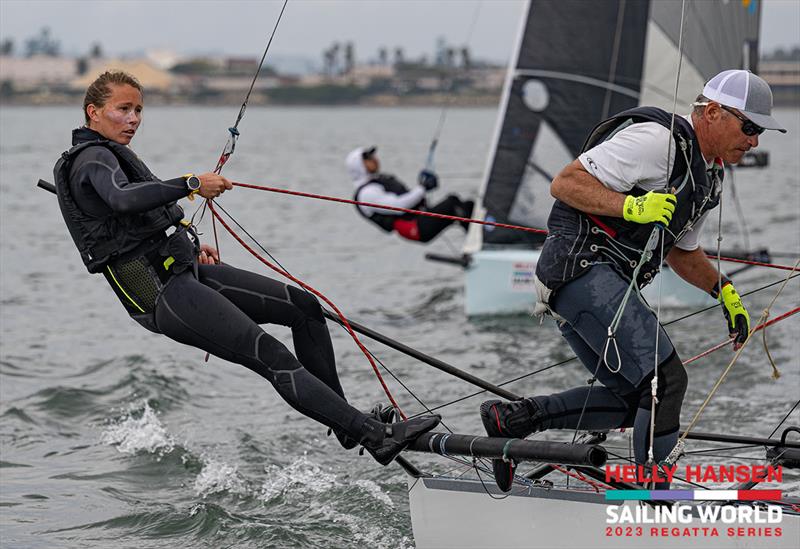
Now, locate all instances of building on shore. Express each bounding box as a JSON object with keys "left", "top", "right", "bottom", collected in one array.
[
  {"left": 760, "top": 59, "right": 800, "bottom": 106},
  {"left": 0, "top": 54, "right": 76, "bottom": 95}
]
